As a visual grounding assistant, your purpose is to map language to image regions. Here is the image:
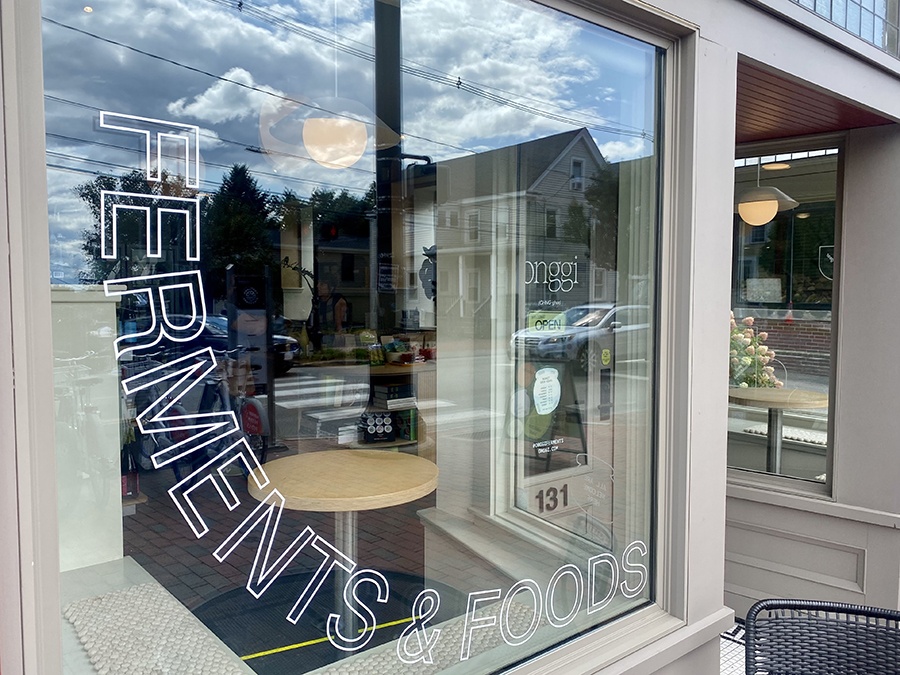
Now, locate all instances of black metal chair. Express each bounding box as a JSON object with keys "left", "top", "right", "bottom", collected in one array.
[{"left": 745, "top": 598, "right": 900, "bottom": 674}]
